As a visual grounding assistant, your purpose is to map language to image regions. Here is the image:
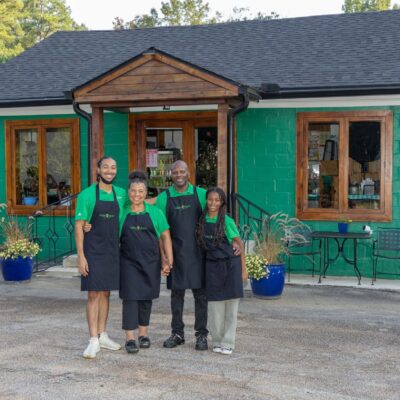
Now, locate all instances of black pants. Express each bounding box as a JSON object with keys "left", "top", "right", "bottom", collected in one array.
[
  {"left": 122, "top": 300, "right": 152, "bottom": 331},
  {"left": 171, "top": 288, "right": 208, "bottom": 337}
]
